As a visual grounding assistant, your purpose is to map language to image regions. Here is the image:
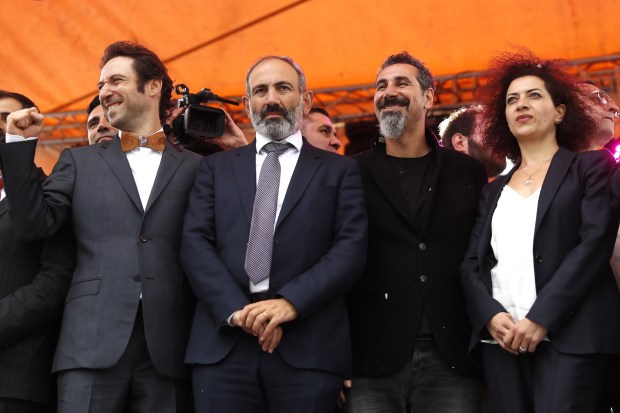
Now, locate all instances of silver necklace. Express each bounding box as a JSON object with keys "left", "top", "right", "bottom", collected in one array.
[{"left": 520, "top": 159, "right": 551, "bottom": 186}]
